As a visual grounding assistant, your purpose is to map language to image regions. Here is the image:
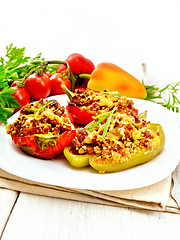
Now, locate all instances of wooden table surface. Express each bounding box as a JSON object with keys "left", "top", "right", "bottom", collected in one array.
[{"left": 0, "top": 188, "right": 180, "bottom": 240}]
